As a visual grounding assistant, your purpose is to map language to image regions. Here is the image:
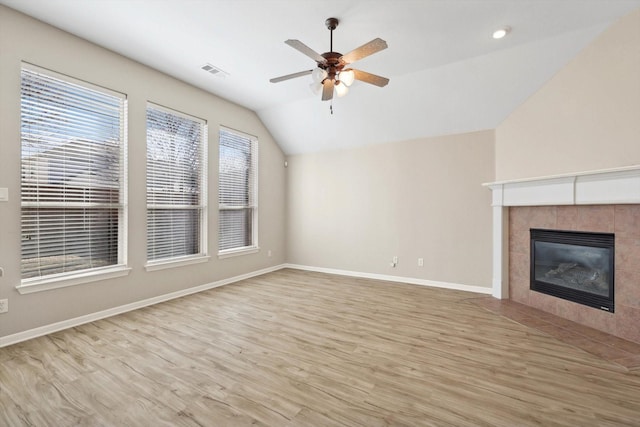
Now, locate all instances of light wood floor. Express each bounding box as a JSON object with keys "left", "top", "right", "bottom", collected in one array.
[{"left": 1, "top": 268, "right": 640, "bottom": 426}]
